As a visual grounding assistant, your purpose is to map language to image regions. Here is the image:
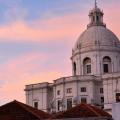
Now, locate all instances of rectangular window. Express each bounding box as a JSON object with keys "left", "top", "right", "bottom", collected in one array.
[
  {"left": 103, "top": 64, "right": 108, "bottom": 73},
  {"left": 96, "top": 16, "right": 99, "bottom": 22},
  {"left": 58, "top": 100, "right": 62, "bottom": 111},
  {"left": 101, "top": 97, "right": 104, "bottom": 103},
  {"left": 67, "top": 98, "right": 72, "bottom": 110},
  {"left": 81, "top": 87, "right": 86, "bottom": 92},
  {"left": 81, "top": 97, "right": 87, "bottom": 103},
  {"left": 86, "top": 65, "right": 91, "bottom": 74},
  {"left": 116, "top": 93, "right": 120, "bottom": 102},
  {"left": 57, "top": 90, "right": 60, "bottom": 95},
  {"left": 100, "top": 88, "right": 103, "bottom": 94},
  {"left": 34, "top": 102, "right": 38, "bottom": 109},
  {"left": 66, "top": 88, "right": 72, "bottom": 94}
]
